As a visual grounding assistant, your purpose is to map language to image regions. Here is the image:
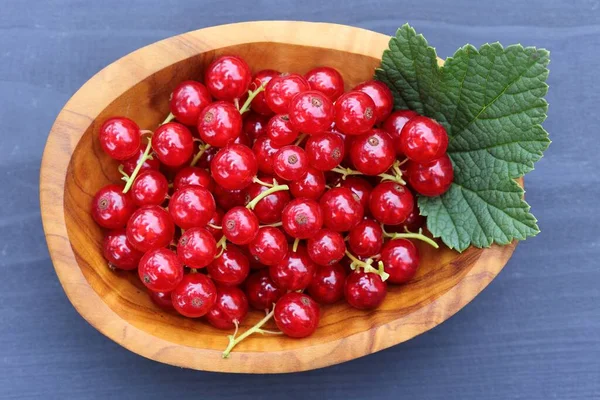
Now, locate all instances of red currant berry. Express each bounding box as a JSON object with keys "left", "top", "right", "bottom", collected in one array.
[
  {"left": 206, "top": 208, "right": 224, "bottom": 241},
  {"left": 348, "top": 218, "right": 383, "bottom": 257},
  {"left": 267, "top": 114, "right": 299, "bottom": 146},
  {"left": 289, "top": 167, "right": 326, "bottom": 200},
  {"left": 248, "top": 227, "right": 288, "bottom": 266},
  {"left": 245, "top": 269, "right": 283, "bottom": 311},
  {"left": 99, "top": 117, "right": 141, "bottom": 160},
  {"left": 369, "top": 182, "right": 414, "bottom": 225},
  {"left": 385, "top": 207, "right": 425, "bottom": 234},
  {"left": 197, "top": 101, "right": 243, "bottom": 147},
  {"left": 103, "top": 229, "right": 143, "bottom": 270},
  {"left": 173, "top": 166, "right": 214, "bottom": 192},
  {"left": 272, "top": 145, "right": 308, "bottom": 181},
  {"left": 172, "top": 273, "right": 217, "bottom": 318},
  {"left": 149, "top": 290, "right": 174, "bottom": 310},
  {"left": 334, "top": 91, "right": 376, "bottom": 135},
  {"left": 306, "top": 229, "right": 346, "bottom": 266},
  {"left": 138, "top": 248, "right": 184, "bottom": 292},
  {"left": 213, "top": 185, "right": 247, "bottom": 210},
  {"left": 210, "top": 144, "right": 258, "bottom": 190},
  {"left": 131, "top": 170, "right": 169, "bottom": 206},
  {"left": 169, "top": 186, "right": 216, "bottom": 229},
  {"left": 222, "top": 206, "right": 259, "bottom": 245},
  {"left": 91, "top": 184, "right": 135, "bottom": 229},
  {"left": 121, "top": 146, "right": 161, "bottom": 175},
  {"left": 305, "top": 132, "right": 345, "bottom": 171},
  {"left": 307, "top": 263, "right": 346, "bottom": 304},
  {"left": 269, "top": 246, "right": 316, "bottom": 291},
  {"left": 400, "top": 116, "right": 448, "bottom": 163},
  {"left": 349, "top": 129, "right": 395, "bottom": 175},
  {"left": 281, "top": 198, "right": 323, "bottom": 239},
  {"left": 208, "top": 245, "right": 250, "bottom": 286},
  {"left": 194, "top": 145, "right": 219, "bottom": 169},
  {"left": 320, "top": 187, "right": 364, "bottom": 232},
  {"left": 353, "top": 80, "right": 394, "bottom": 123},
  {"left": 245, "top": 176, "right": 291, "bottom": 224},
  {"left": 288, "top": 91, "right": 334, "bottom": 134},
  {"left": 151, "top": 122, "right": 194, "bottom": 167},
  {"left": 265, "top": 73, "right": 310, "bottom": 114},
  {"left": 204, "top": 55, "right": 251, "bottom": 101},
  {"left": 274, "top": 292, "right": 320, "bottom": 338},
  {"left": 304, "top": 66, "right": 344, "bottom": 101},
  {"left": 232, "top": 130, "right": 251, "bottom": 147},
  {"left": 177, "top": 227, "right": 217, "bottom": 269},
  {"left": 406, "top": 154, "right": 454, "bottom": 197},
  {"left": 243, "top": 112, "right": 269, "bottom": 141},
  {"left": 250, "top": 69, "right": 280, "bottom": 115},
  {"left": 126, "top": 205, "right": 175, "bottom": 252},
  {"left": 381, "top": 239, "right": 420, "bottom": 284},
  {"left": 339, "top": 177, "right": 372, "bottom": 211},
  {"left": 206, "top": 285, "right": 249, "bottom": 330},
  {"left": 169, "top": 80, "right": 212, "bottom": 126},
  {"left": 252, "top": 135, "right": 280, "bottom": 175},
  {"left": 382, "top": 110, "right": 419, "bottom": 156},
  {"left": 344, "top": 271, "right": 387, "bottom": 310}
]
